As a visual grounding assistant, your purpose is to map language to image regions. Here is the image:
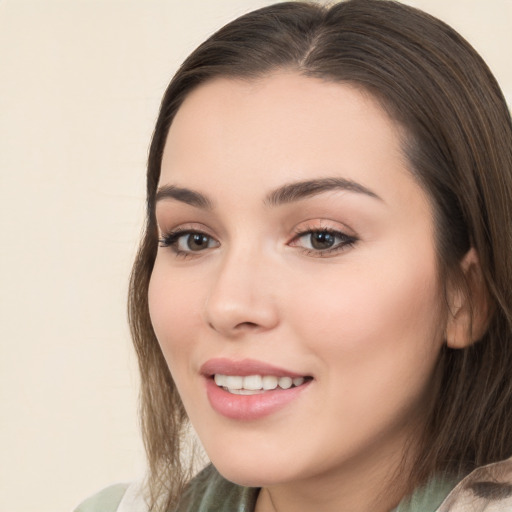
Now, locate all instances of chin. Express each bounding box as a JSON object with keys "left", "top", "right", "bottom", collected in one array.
[
  {"left": 214, "top": 465, "right": 288, "bottom": 488},
  {"left": 206, "top": 450, "right": 295, "bottom": 488}
]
